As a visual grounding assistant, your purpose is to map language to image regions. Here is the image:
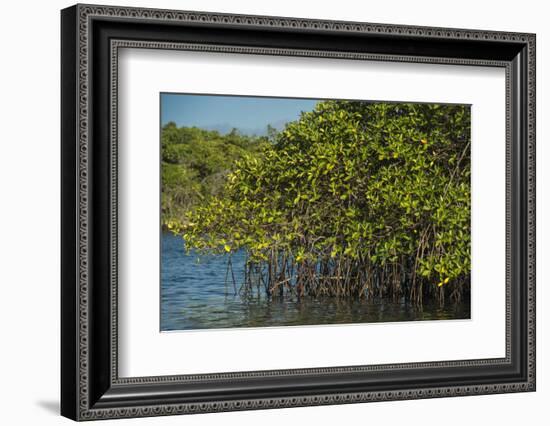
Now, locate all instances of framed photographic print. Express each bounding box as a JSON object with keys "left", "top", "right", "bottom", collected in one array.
[{"left": 61, "top": 4, "right": 536, "bottom": 421}]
